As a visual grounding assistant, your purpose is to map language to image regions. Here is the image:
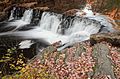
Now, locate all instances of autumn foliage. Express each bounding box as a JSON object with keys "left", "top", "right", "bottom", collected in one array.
[{"left": 2, "top": 41, "right": 120, "bottom": 79}]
